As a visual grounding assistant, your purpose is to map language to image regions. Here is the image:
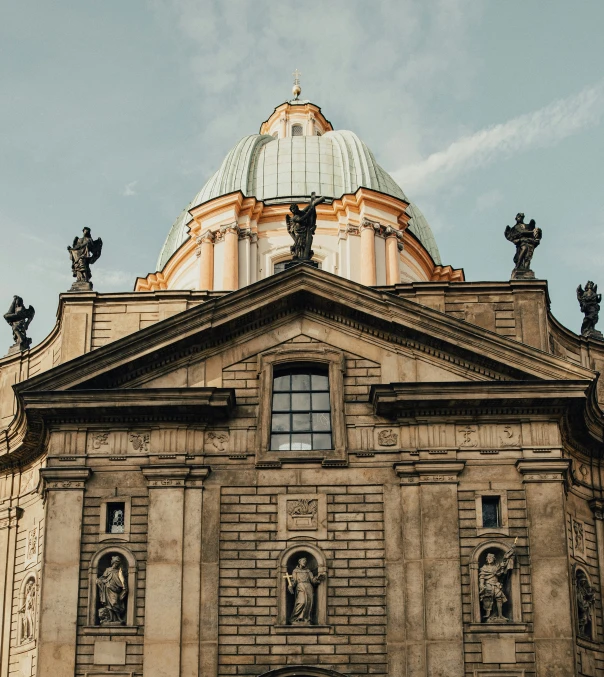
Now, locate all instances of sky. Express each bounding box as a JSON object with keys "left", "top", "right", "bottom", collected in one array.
[{"left": 1, "top": 1, "right": 604, "bottom": 346}]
